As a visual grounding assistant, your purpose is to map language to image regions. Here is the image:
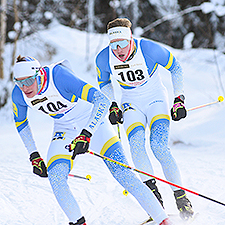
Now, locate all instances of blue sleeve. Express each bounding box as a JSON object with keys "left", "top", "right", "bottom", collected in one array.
[
  {"left": 51, "top": 64, "right": 111, "bottom": 134},
  {"left": 140, "top": 39, "right": 176, "bottom": 71},
  {"left": 52, "top": 65, "right": 100, "bottom": 103},
  {"left": 12, "top": 85, "right": 29, "bottom": 132},
  {"left": 95, "top": 47, "right": 112, "bottom": 89},
  {"left": 12, "top": 86, "right": 38, "bottom": 154},
  {"left": 140, "top": 39, "right": 184, "bottom": 96}
]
